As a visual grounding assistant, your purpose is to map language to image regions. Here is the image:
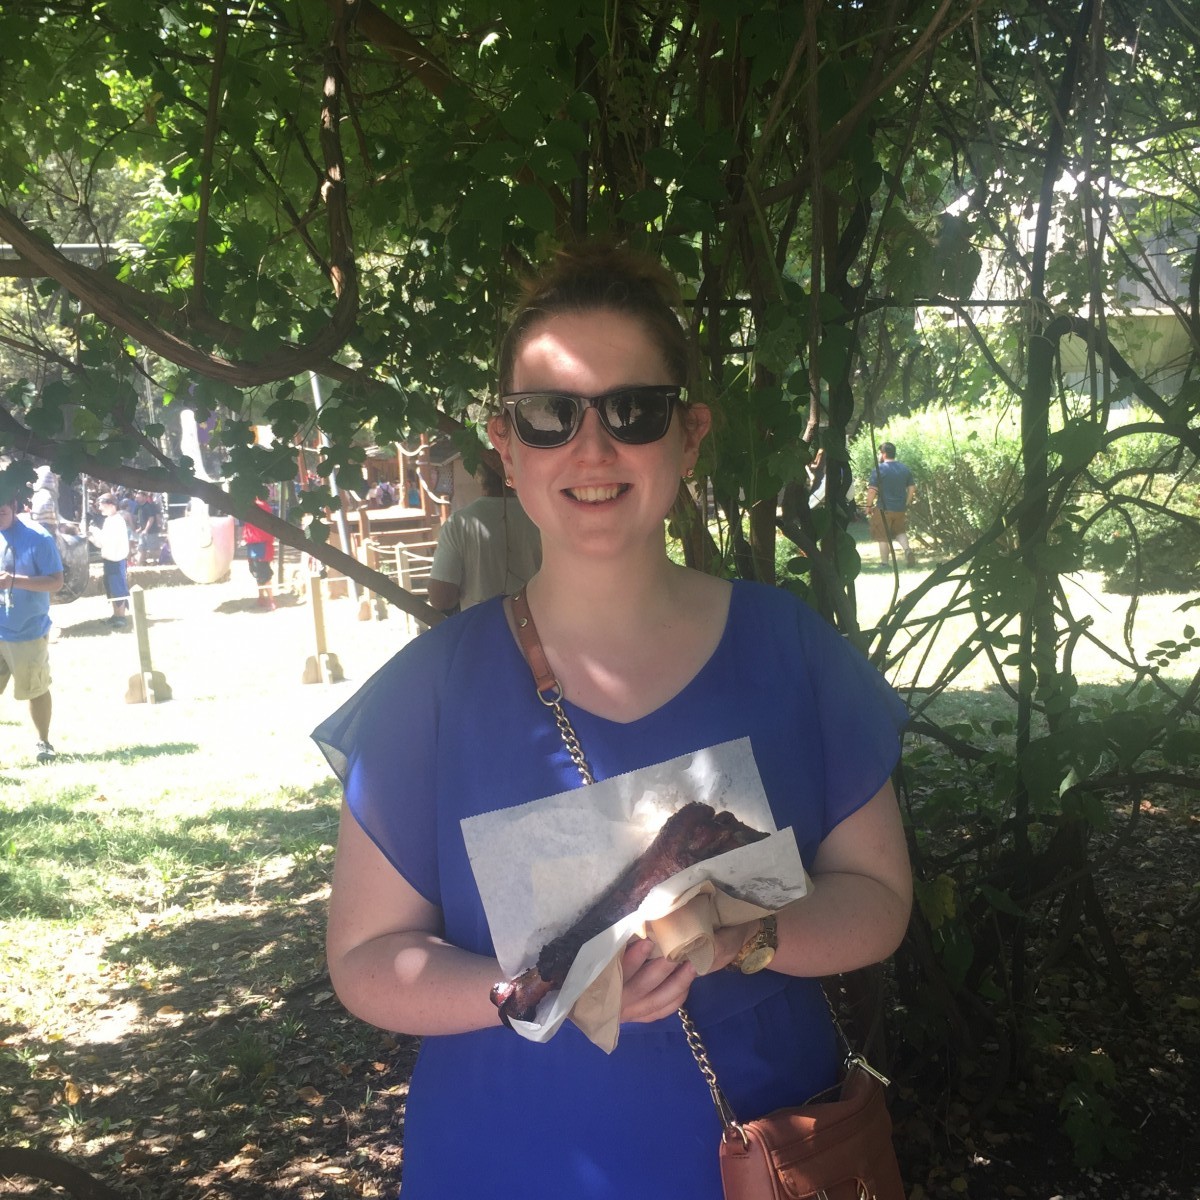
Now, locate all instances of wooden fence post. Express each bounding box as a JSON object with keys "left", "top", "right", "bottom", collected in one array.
[
  {"left": 124, "top": 586, "right": 172, "bottom": 703},
  {"left": 301, "top": 573, "right": 344, "bottom": 684}
]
